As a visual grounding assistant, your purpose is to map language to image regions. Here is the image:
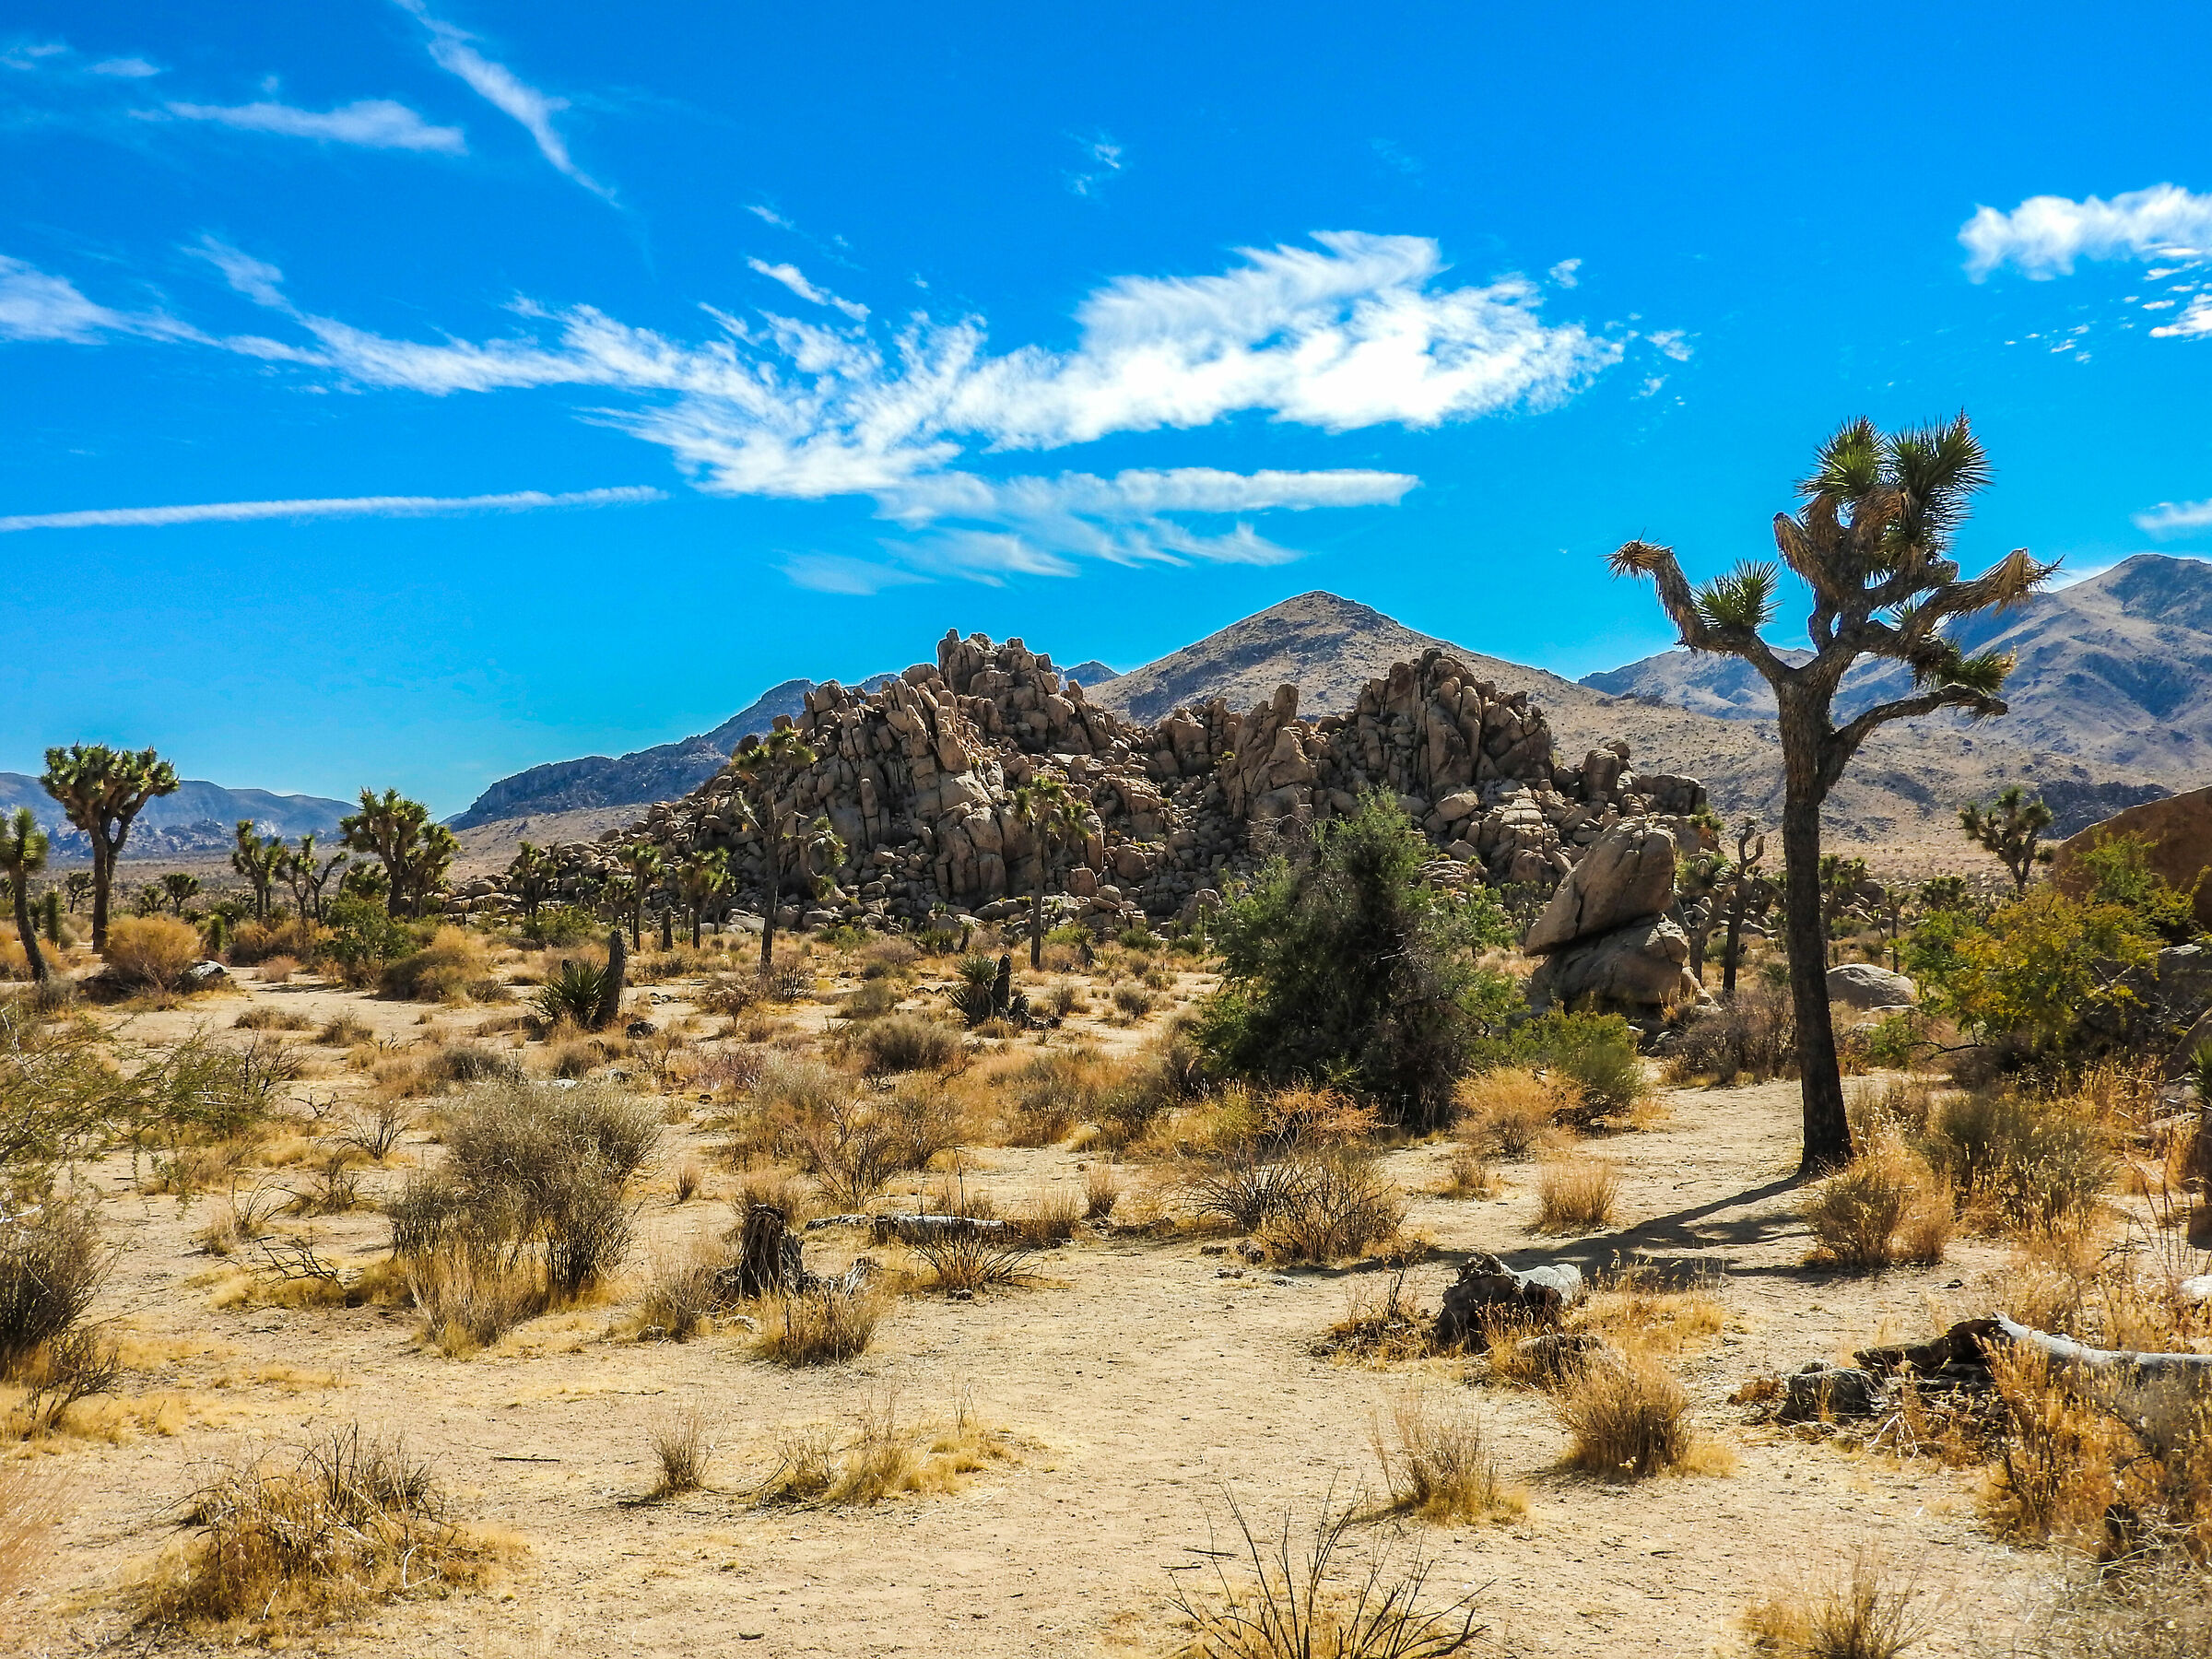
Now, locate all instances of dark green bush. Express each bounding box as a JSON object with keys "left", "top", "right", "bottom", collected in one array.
[{"left": 1192, "top": 792, "right": 1516, "bottom": 1132}]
